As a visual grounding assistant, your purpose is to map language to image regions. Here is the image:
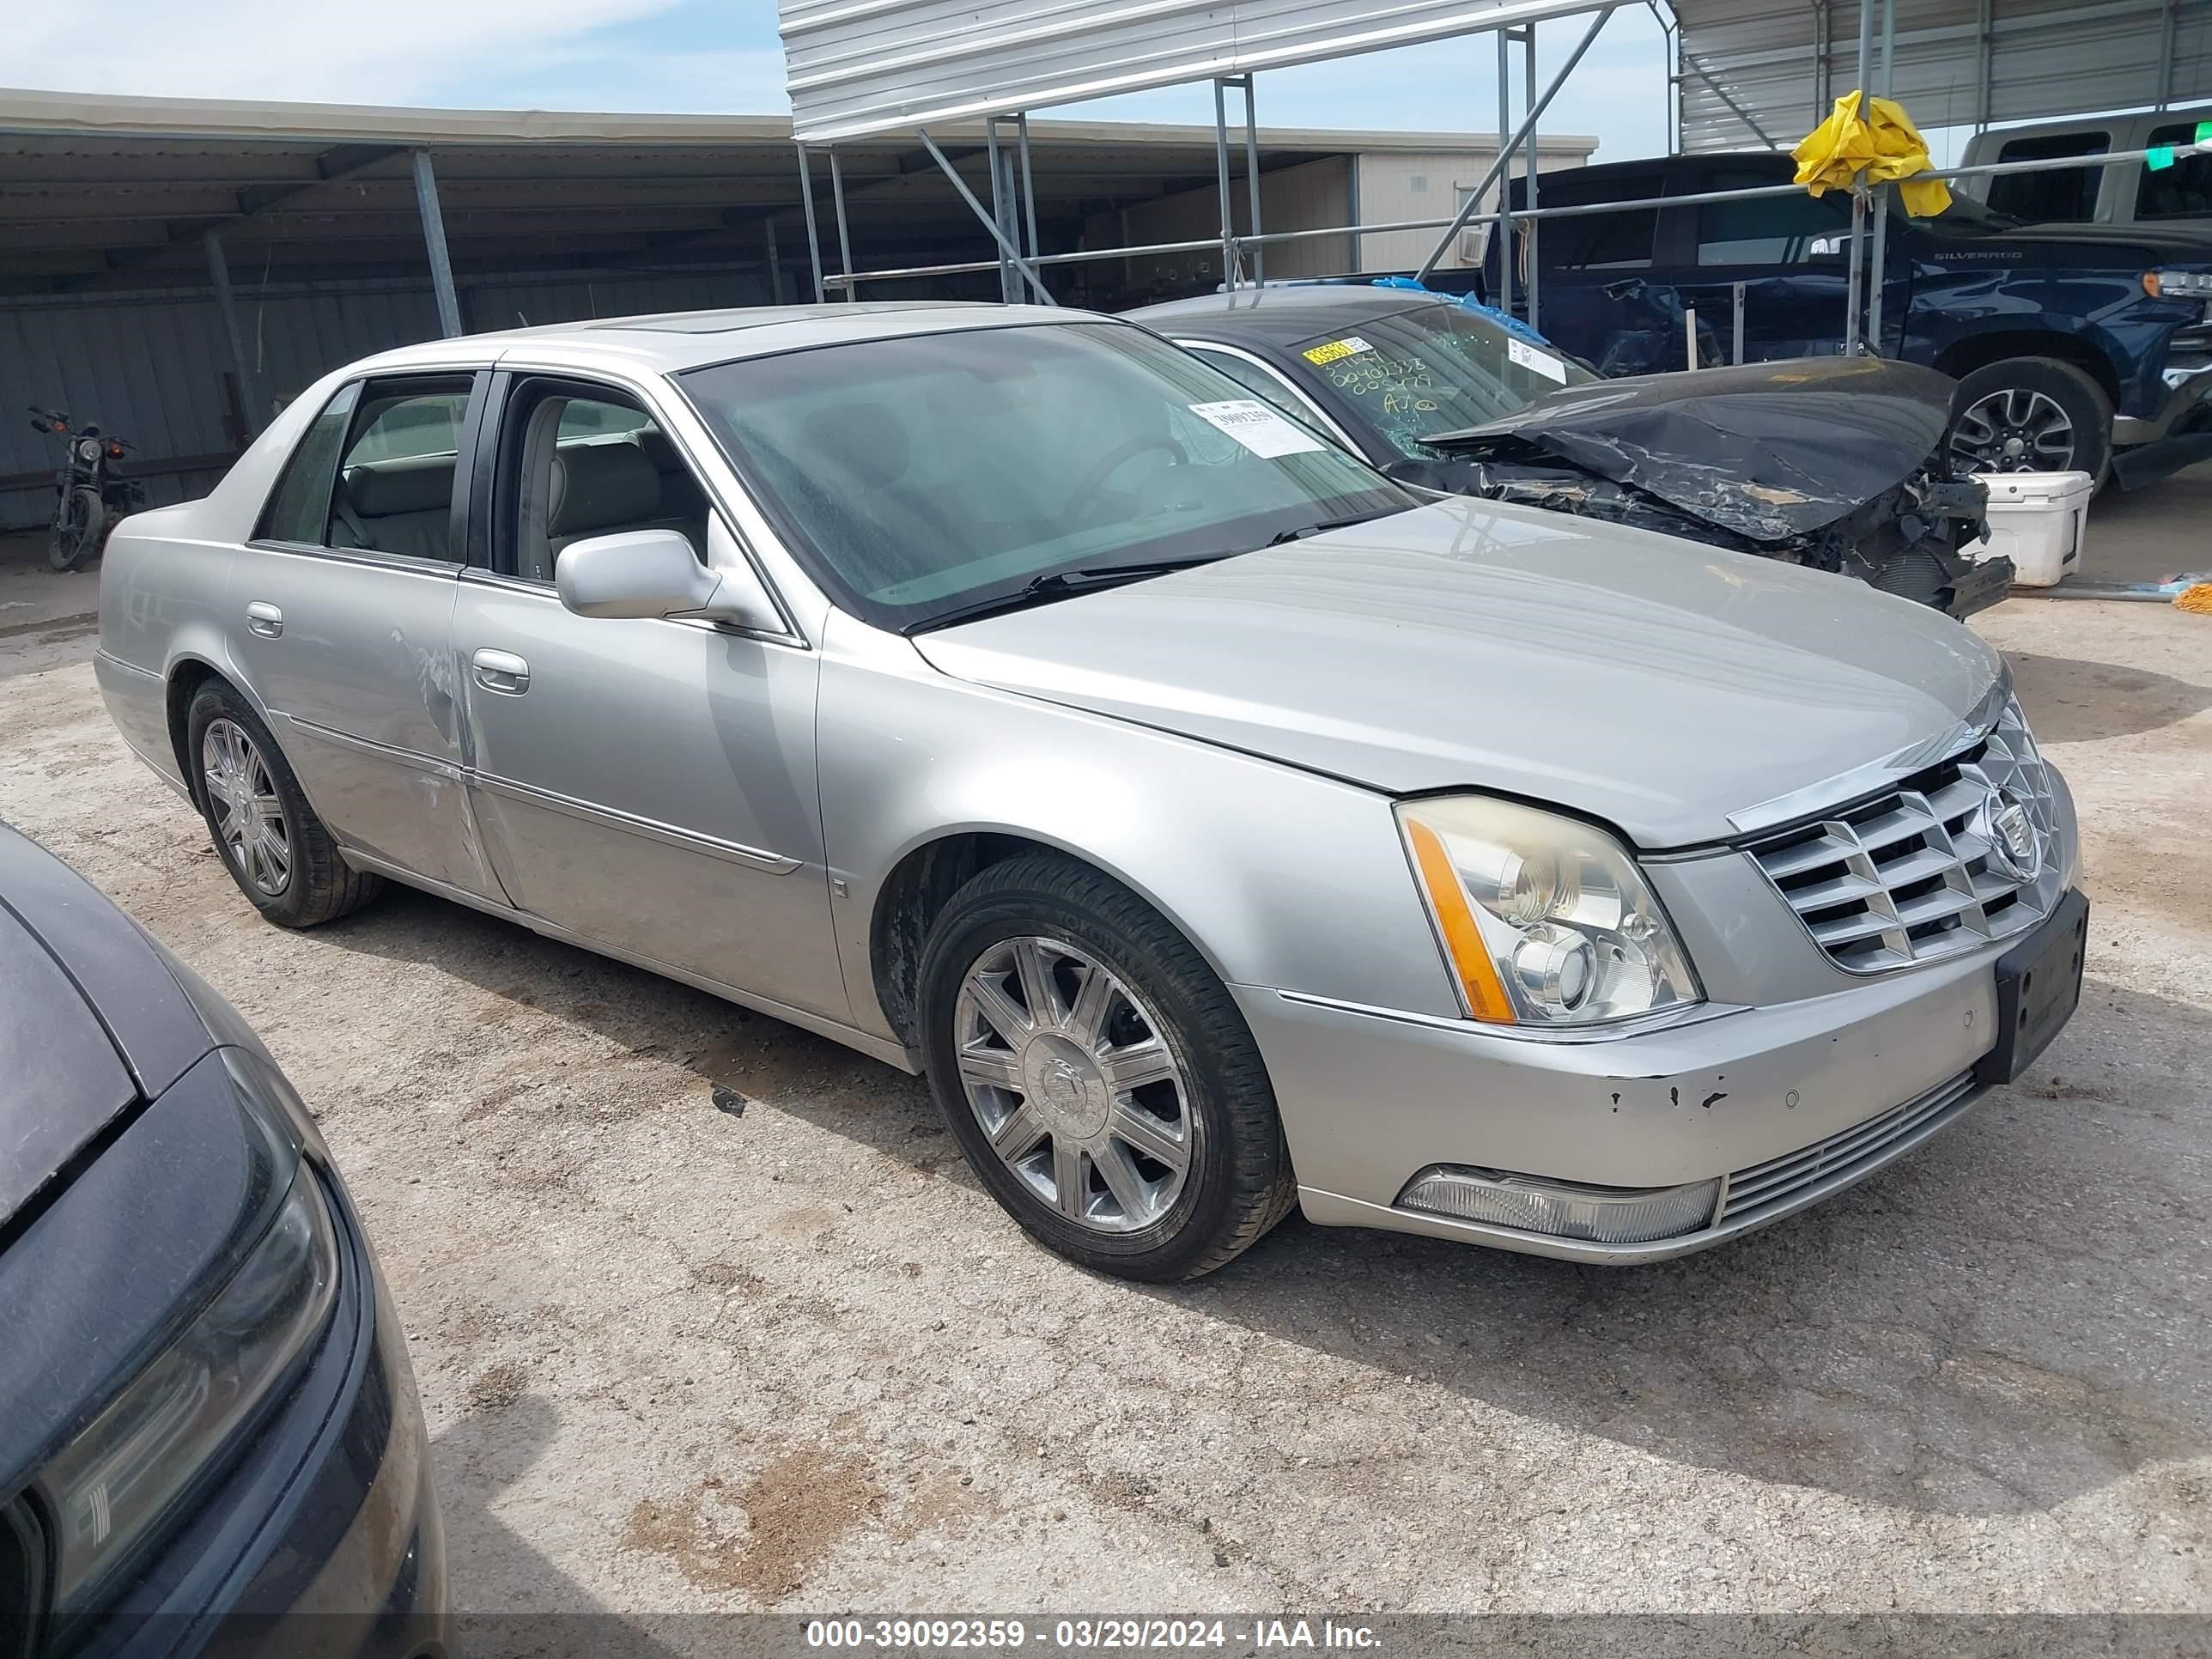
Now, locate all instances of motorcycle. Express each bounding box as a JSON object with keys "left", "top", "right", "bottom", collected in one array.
[{"left": 28, "top": 406, "right": 144, "bottom": 573}]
